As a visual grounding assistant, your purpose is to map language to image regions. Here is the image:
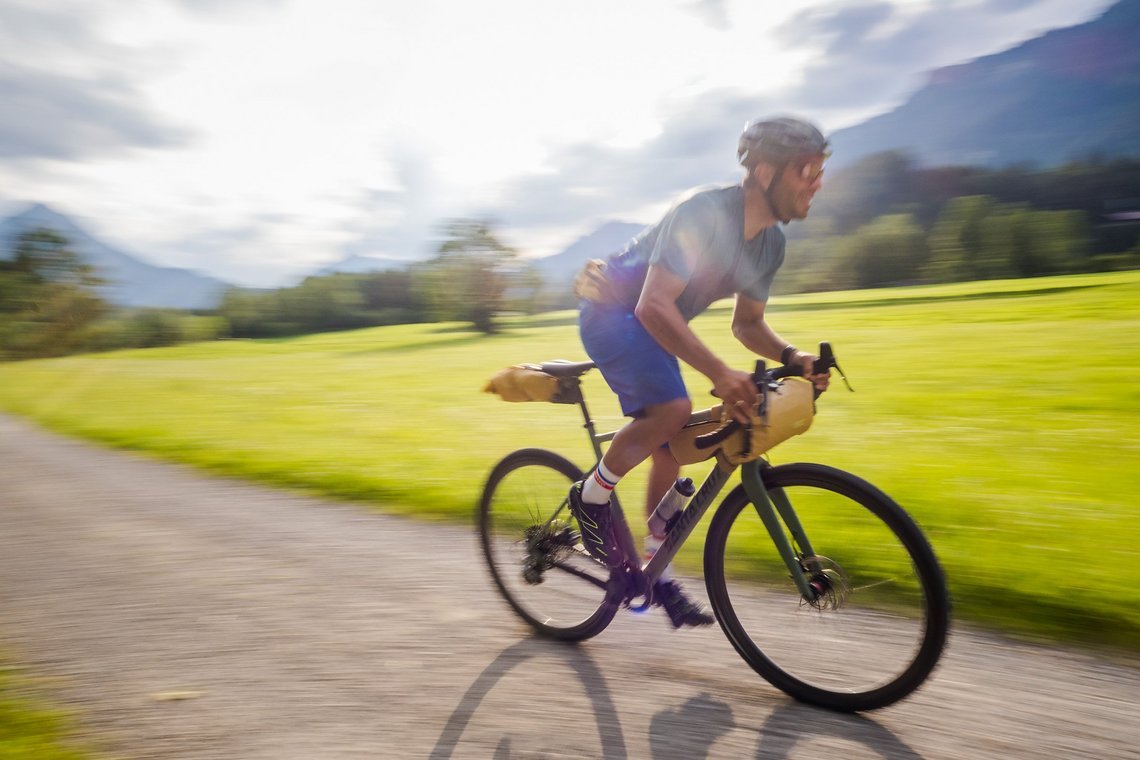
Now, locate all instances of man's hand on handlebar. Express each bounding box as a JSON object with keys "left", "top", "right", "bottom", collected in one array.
[
  {"left": 789, "top": 349, "right": 831, "bottom": 392},
  {"left": 696, "top": 342, "right": 845, "bottom": 453},
  {"left": 712, "top": 367, "right": 759, "bottom": 424}
]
